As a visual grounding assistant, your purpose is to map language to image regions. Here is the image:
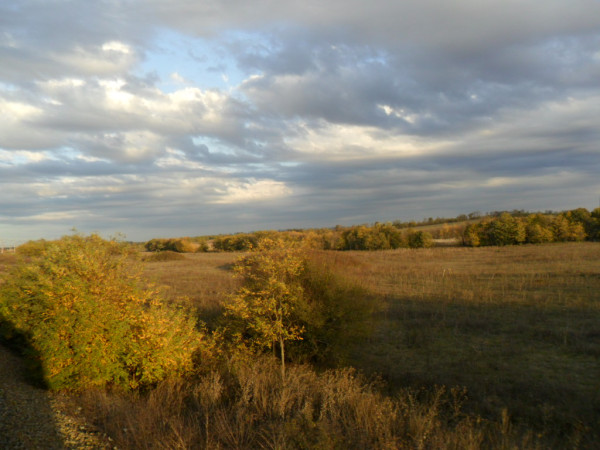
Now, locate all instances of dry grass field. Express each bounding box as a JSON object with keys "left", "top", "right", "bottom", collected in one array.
[
  {"left": 338, "top": 243, "right": 600, "bottom": 443},
  {"left": 2, "top": 242, "right": 598, "bottom": 447},
  {"left": 140, "top": 242, "right": 600, "bottom": 446}
]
